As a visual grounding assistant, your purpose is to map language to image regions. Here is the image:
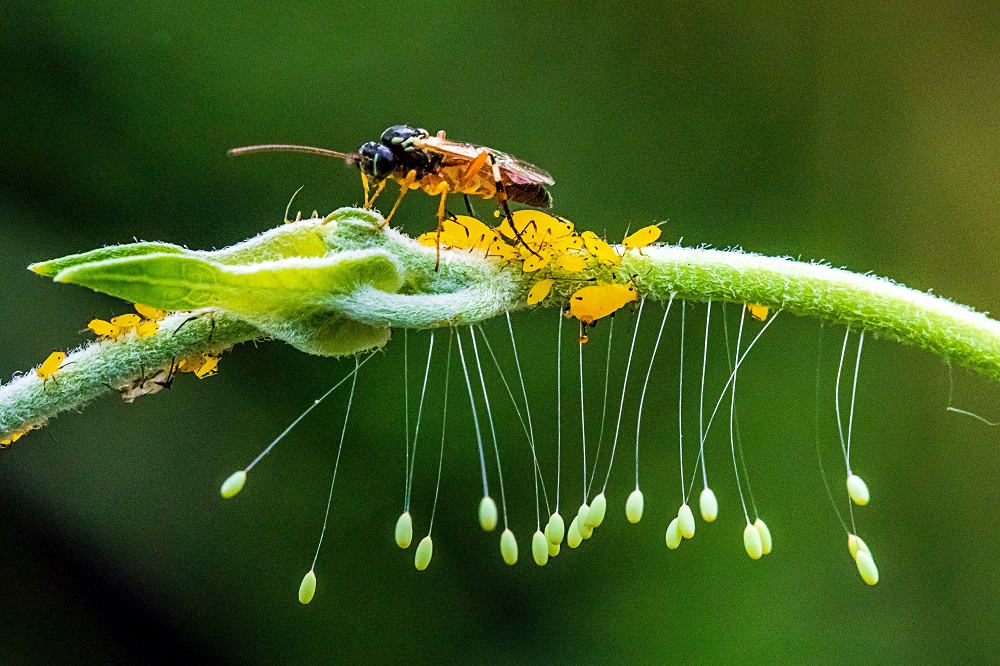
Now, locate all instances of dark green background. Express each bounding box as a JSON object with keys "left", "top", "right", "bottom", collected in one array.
[{"left": 3, "top": 1, "right": 1000, "bottom": 663}]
